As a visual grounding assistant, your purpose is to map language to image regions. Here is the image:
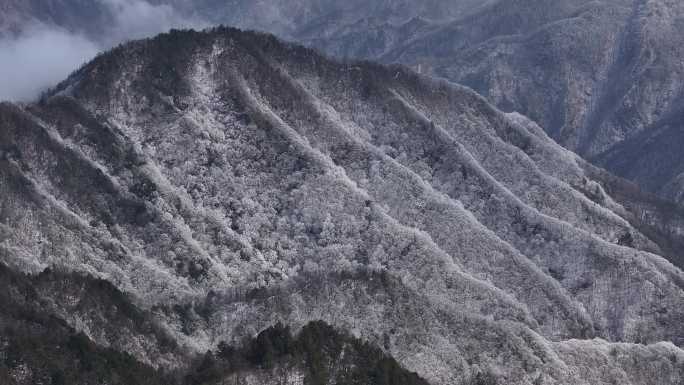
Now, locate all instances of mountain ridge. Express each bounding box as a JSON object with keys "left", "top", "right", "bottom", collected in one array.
[
  {"left": 3, "top": 0, "right": 684, "bottom": 206},
  {"left": 181, "top": 0, "right": 684, "bottom": 205},
  {"left": 0, "top": 26, "right": 682, "bottom": 384}
]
